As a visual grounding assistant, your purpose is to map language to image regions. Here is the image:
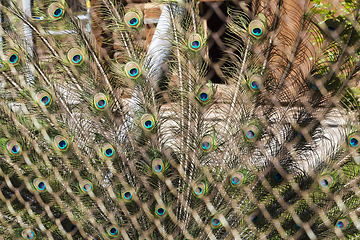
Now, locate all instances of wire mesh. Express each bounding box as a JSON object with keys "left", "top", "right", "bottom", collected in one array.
[{"left": 0, "top": 0, "right": 359, "bottom": 239}]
